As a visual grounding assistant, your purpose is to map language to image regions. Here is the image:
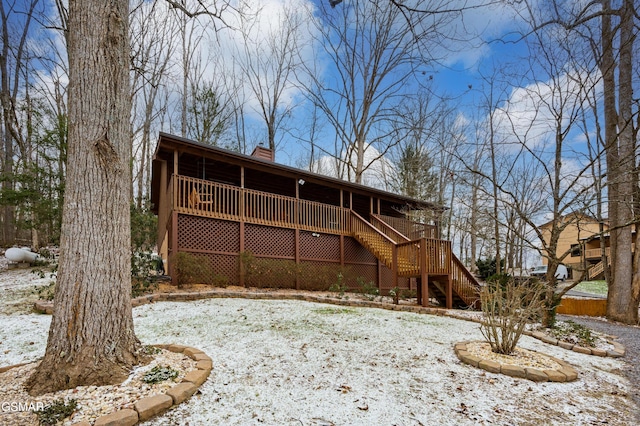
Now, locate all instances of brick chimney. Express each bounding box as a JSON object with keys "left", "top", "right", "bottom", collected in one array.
[{"left": 251, "top": 144, "right": 274, "bottom": 161}]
